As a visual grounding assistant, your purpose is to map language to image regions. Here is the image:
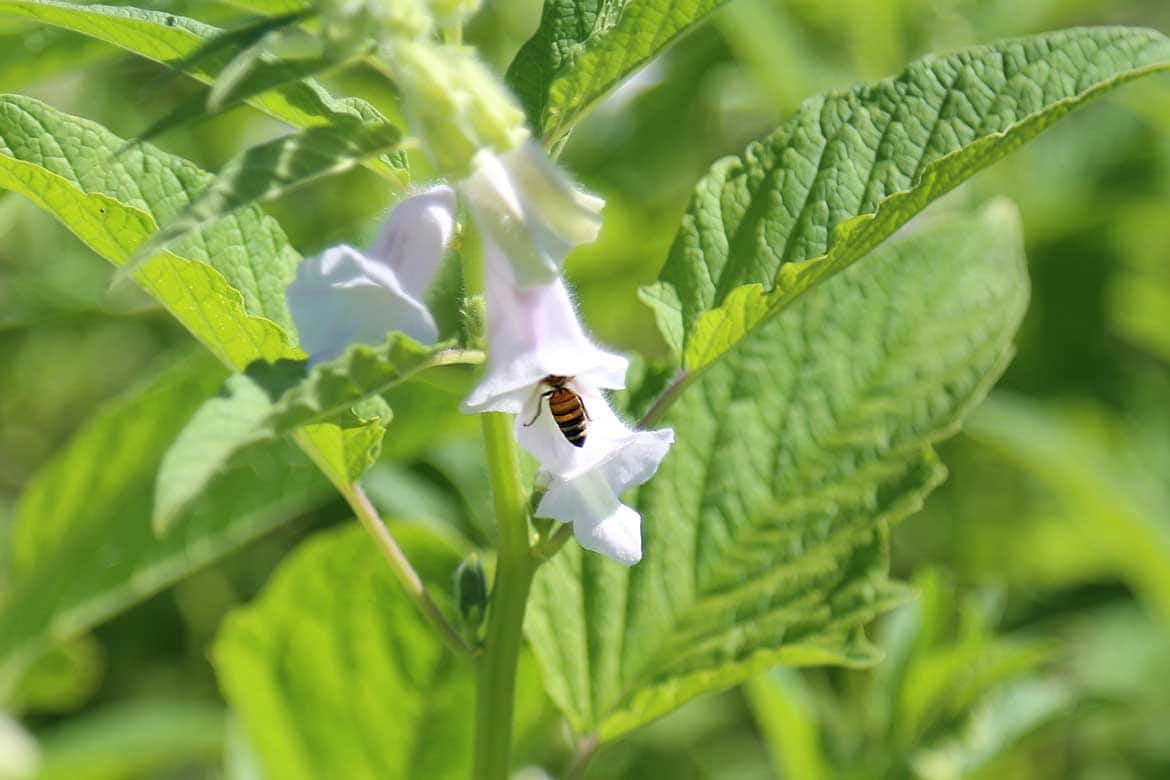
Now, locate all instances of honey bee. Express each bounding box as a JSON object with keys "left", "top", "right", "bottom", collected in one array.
[{"left": 524, "top": 374, "right": 589, "bottom": 448}]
